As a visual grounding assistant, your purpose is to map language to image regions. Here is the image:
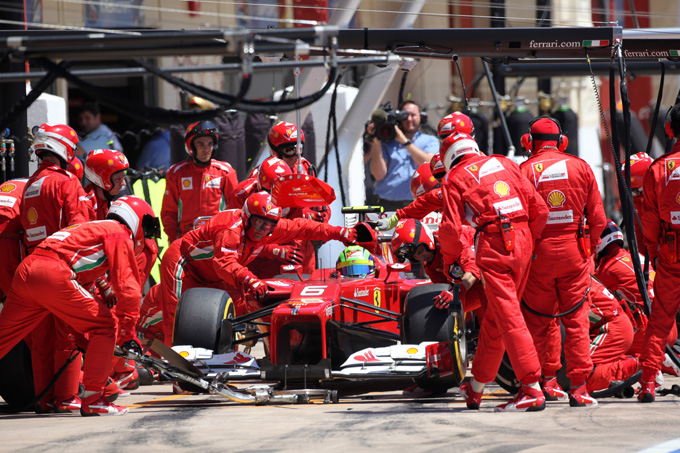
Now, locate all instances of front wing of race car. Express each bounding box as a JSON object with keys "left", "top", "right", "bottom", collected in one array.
[{"left": 137, "top": 340, "right": 455, "bottom": 404}]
